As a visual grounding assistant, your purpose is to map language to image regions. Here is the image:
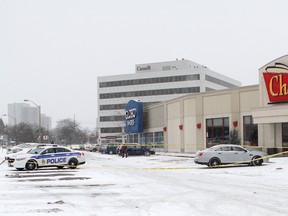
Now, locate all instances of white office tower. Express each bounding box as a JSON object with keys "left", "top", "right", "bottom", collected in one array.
[
  {"left": 7, "top": 103, "right": 52, "bottom": 130},
  {"left": 97, "top": 59, "right": 241, "bottom": 142}
]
